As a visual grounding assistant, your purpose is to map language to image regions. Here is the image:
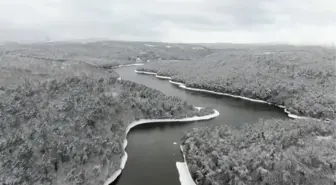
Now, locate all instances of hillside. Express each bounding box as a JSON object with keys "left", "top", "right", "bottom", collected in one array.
[
  {"left": 136, "top": 44, "right": 336, "bottom": 185},
  {"left": 138, "top": 46, "right": 336, "bottom": 119},
  {"left": 0, "top": 51, "right": 213, "bottom": 185},
  {"left": 182, "top": 119, "right": 336, "bottom": 185},
  {"left": 0, "top": 41, "right": 214, "bottom": 68}
]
